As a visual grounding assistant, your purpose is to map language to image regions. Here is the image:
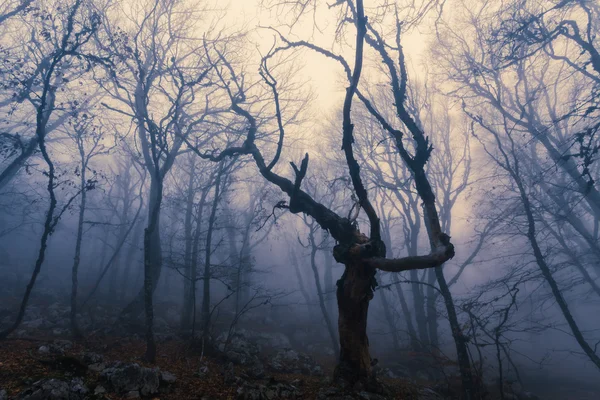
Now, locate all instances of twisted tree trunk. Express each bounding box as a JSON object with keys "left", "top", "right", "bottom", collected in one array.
[{"left": 335, "top": 256, "right": 377, "bottom": 388}]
